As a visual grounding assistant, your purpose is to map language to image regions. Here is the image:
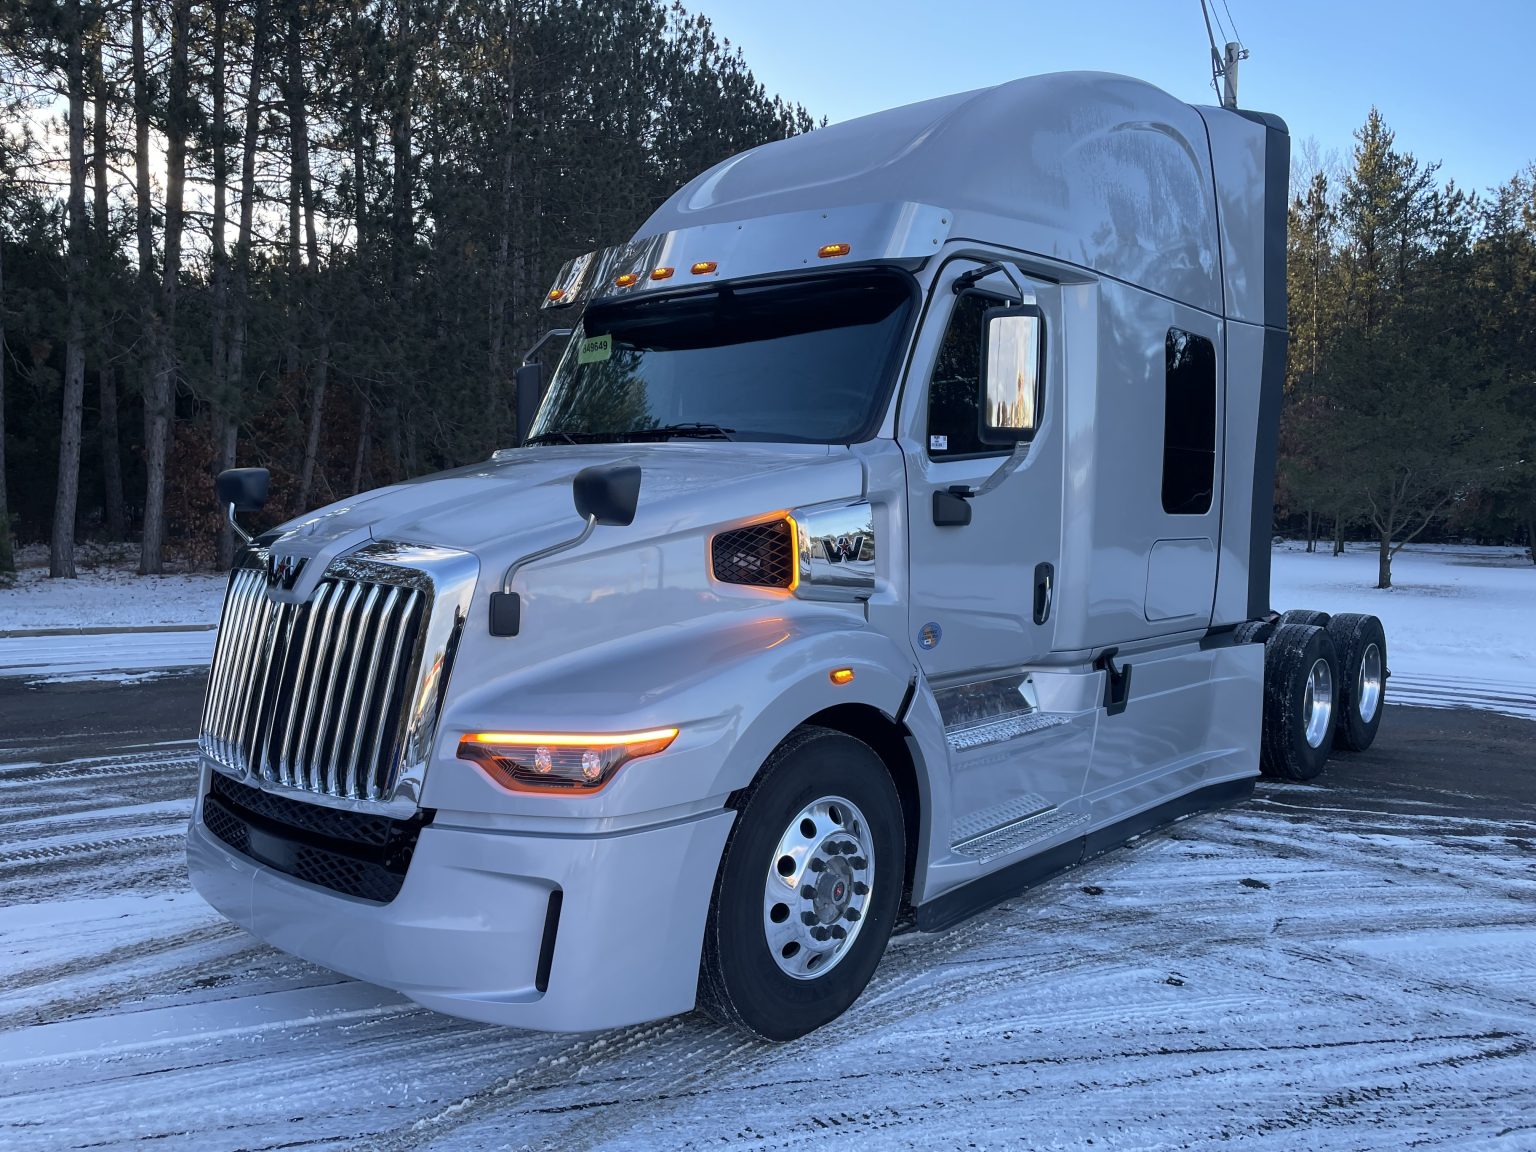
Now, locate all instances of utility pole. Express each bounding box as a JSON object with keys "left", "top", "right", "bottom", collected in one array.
[{"left": 1221, "top": 41, "right": 1241, "bottom": 109}]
